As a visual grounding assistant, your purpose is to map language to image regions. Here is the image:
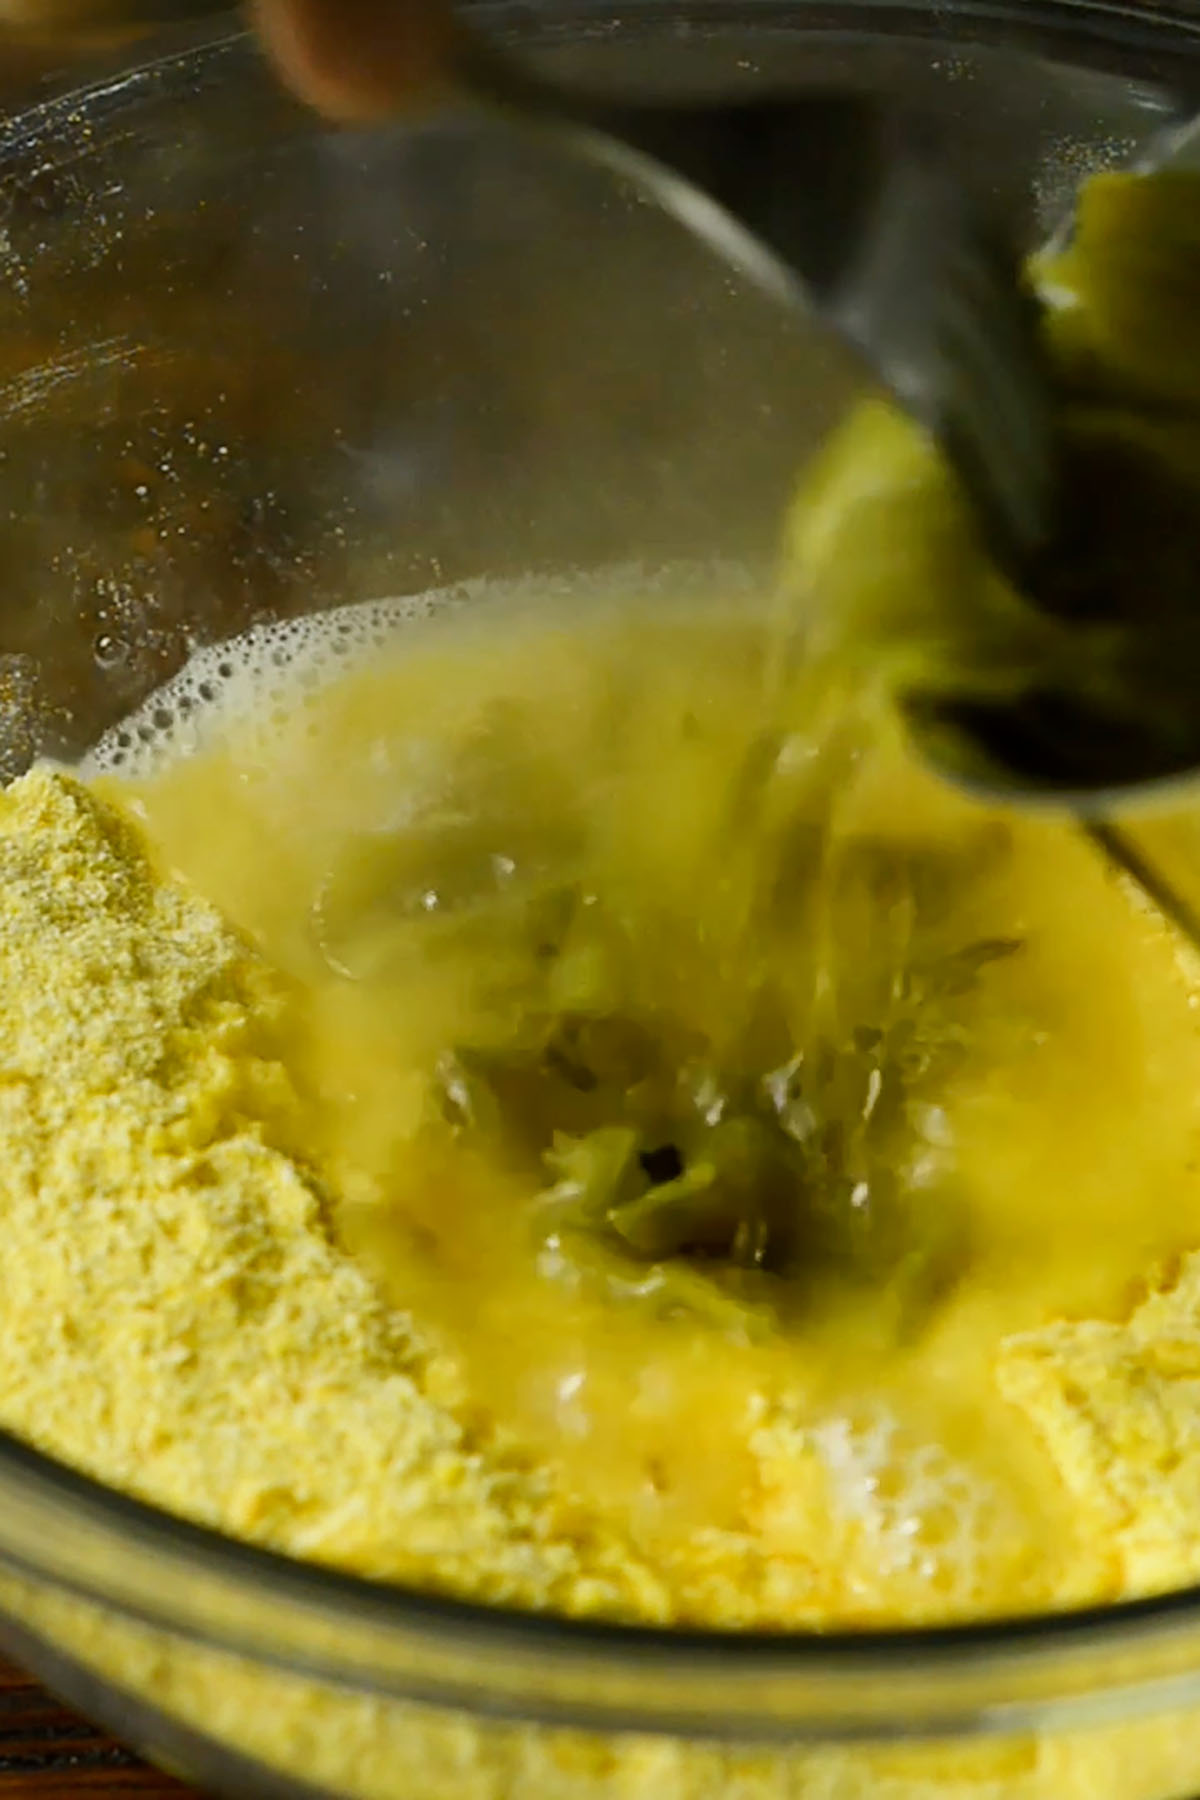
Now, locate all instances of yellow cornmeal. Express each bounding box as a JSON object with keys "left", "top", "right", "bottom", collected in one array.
[
  {"left": 6, "top": 590, "right": 1200, "bottom": 1634},
  {"left": 0, "top": 583, "right": 1166, "bottom": 1613},
  {"left": 0, "top": 738, "right": 1193, "bottom": 1800},
  {"left": 0, "top": 765, "right": 675, "bottom": 1619},
  {"left": 7, "top": 605, "right": 1200, "bottom": 1799}
]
